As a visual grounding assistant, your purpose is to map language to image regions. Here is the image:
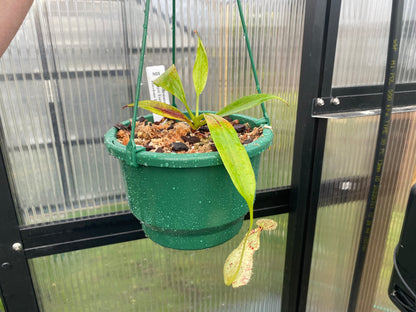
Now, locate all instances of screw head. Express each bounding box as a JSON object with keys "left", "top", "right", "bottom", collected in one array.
[
  {"left": 1, "top": 262, "right": 11, "bottom": 270},
  {"left": 12, "top": 242, "right": 23, "bottom": 251},
  {"left": 315, "top": 98, "right": 325, "bottom": 107},
  {"left": 331, "top": 97, "right": 340, "bottom": 106}
]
